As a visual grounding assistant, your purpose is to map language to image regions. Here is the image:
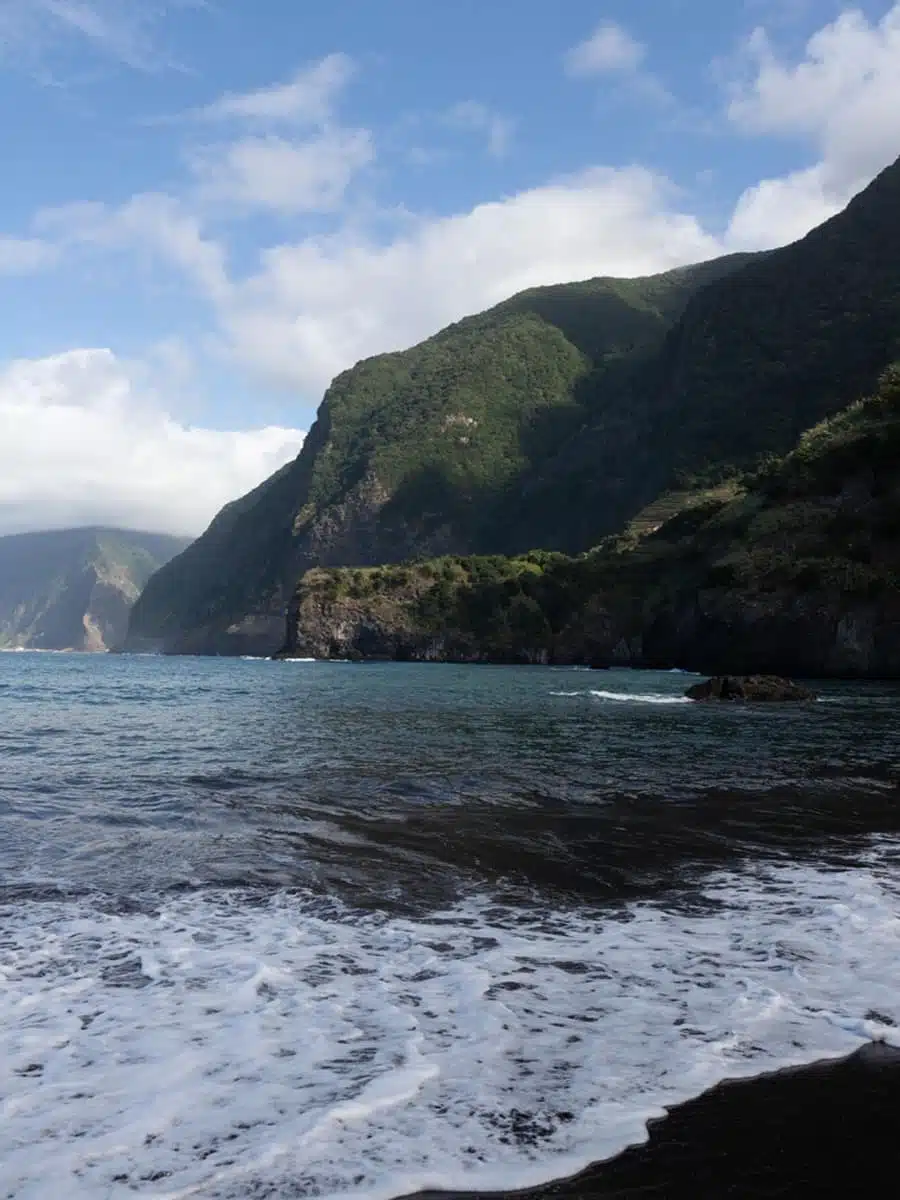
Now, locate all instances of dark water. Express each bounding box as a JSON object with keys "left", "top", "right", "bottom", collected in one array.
[{"left": 2, "top": 653, "right": 899, "bottom": 1199}]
